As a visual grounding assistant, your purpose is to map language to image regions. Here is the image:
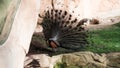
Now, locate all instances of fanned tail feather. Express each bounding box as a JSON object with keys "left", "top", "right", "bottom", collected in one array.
[{"left": 41, "top": 9, "right": 88, "bottom": 50}]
